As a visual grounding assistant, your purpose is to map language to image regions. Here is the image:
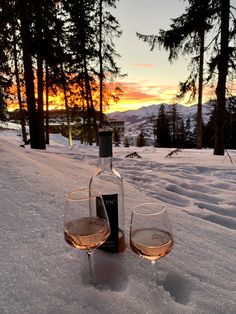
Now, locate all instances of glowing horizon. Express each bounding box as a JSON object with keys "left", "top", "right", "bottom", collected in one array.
[
  {"left": 7, "top": 80, "right": 218, "bottom": 114},
  {"left": 8, "top": 75, "right": 221, "bottom": 113},
  {"left": 105, "top": 80, "right": 217, "bottom": 113}
]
